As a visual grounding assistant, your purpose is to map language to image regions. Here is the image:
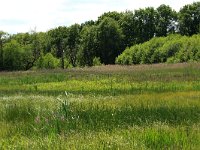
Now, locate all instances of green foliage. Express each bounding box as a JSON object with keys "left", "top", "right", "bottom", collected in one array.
[
  {"left": 66, "top": 24, "right": 81, "bottom": 67},
  {"left": 1, "top": 2, "right": 200, "bottom": 70},
  {"left": 97, "top": 11, "right": 123, "bottom": 24},
  {"left": 48, "top": 26, "right": 68, "bottom": 58},
  {"left": 119, "top": 11, "right": 136, "bottom": 47},
  {"left": 179, "top": 2, "right": 200, "bottom": 36},
  {"left": 0, "top": 31, "right": 8, "bottom": 70},
  {"left": 93, "top": 57, "right": 101, "bottom": 66},
  {"left": 37, "top": 53, "right": 59, "bottom": 69},
  {"left": 97, "top": 17, "right": 124, "bottom": 64},
  {"left": 78, "top": 26, "right": 98, "bottom": 66},
  {"left": 2, "top": 40, "right": 25, "bottom": 70},
  {"left": 116, "top": 34, "right": 200, "bottom": 64},
  {"left": 155, "top": 4, "right": 177, "bottom": 36},
  {"left": 134, "top": 7, "right": 157, "bottom": 43},
  {"left": 61, "top": 58, "right": 73, "bottom": 69},
  {"left": 9, "top": 31, "right": 44, "bottom": 70}
]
